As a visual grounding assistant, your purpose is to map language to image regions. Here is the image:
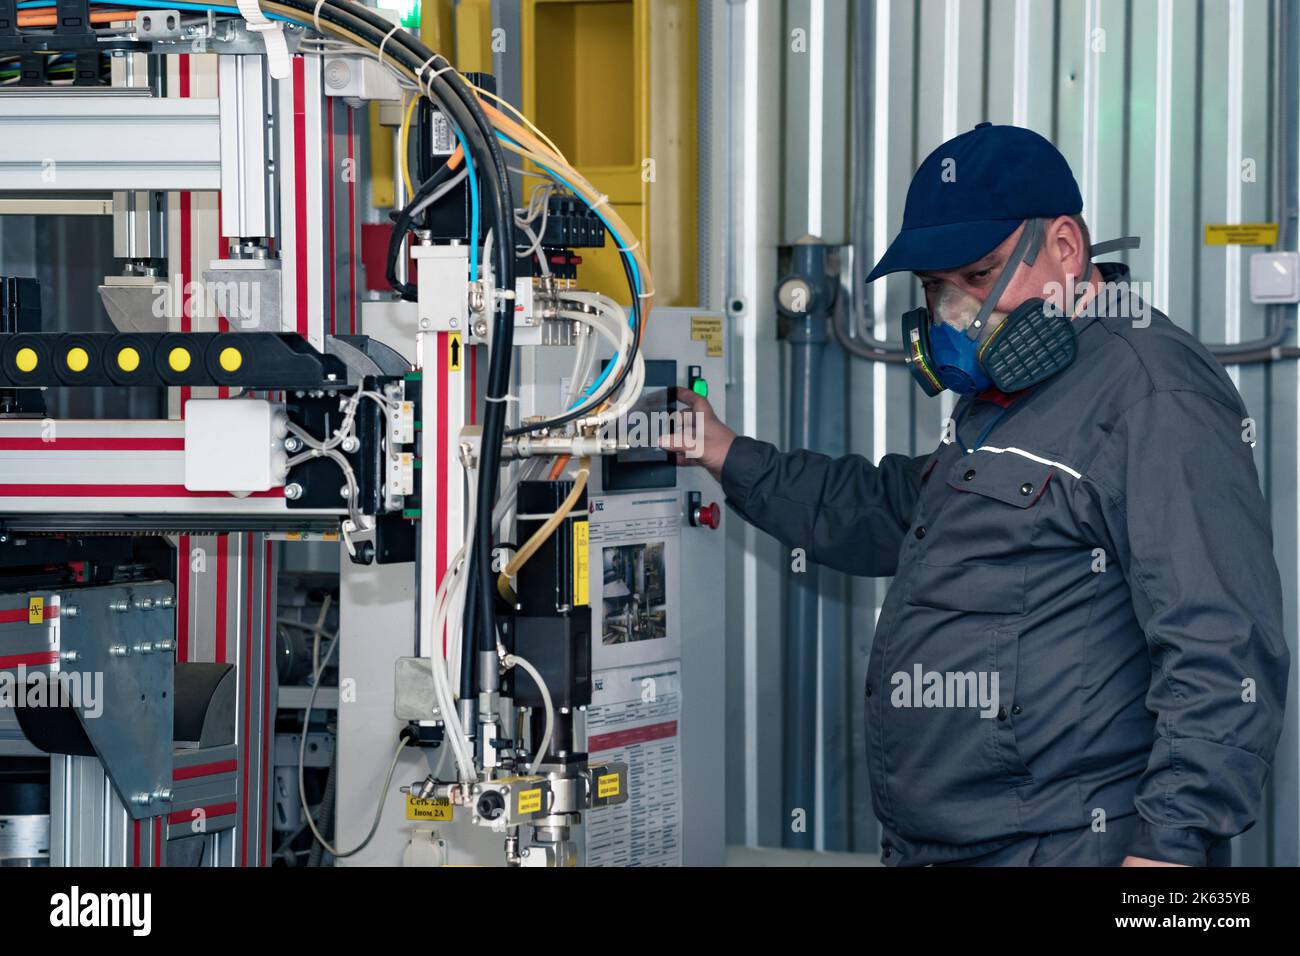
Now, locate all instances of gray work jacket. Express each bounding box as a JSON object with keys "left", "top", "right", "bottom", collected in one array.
[{"left": 720, "top": 264, "right": 1290, "bottom": 865}]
